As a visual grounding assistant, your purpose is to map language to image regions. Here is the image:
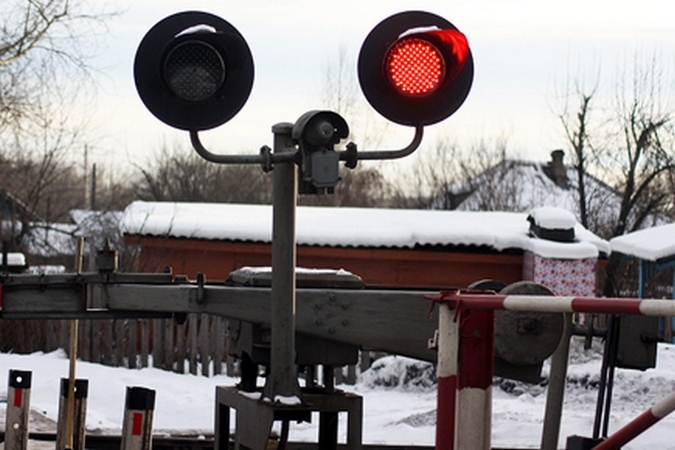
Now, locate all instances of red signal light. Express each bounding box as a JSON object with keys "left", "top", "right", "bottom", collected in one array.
[
  {"left": 358, "top": 12, "right": 473, "bottom": 127},
  {"left": 385, "top": 37, "right": 445, "bottom": 96}
]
